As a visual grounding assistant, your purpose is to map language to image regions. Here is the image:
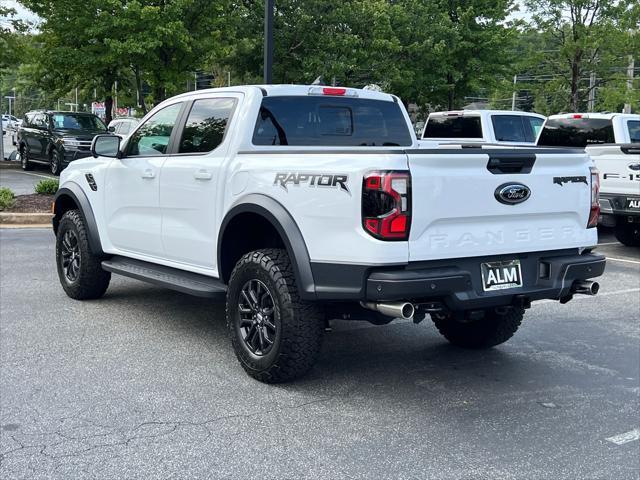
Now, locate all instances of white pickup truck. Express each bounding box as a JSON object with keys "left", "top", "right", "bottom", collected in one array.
[
  {"left": 420, "top": 110, "right": 546, "bottom": 146},
  {"left": 538, "top": 113, "right": 640, "bottom": 246},
  {"left": 52, "top": 85, "right": 605, "bottom": 383}
]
